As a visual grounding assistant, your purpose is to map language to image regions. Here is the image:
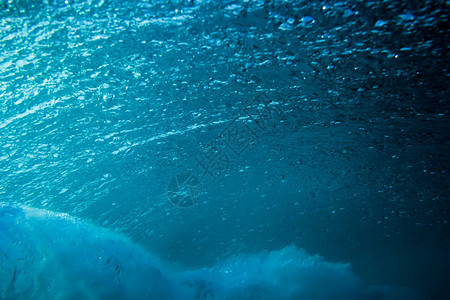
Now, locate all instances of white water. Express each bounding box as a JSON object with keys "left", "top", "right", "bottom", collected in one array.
[{"left": 0, "top": 204, "right": 421, "bottom": 299}]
